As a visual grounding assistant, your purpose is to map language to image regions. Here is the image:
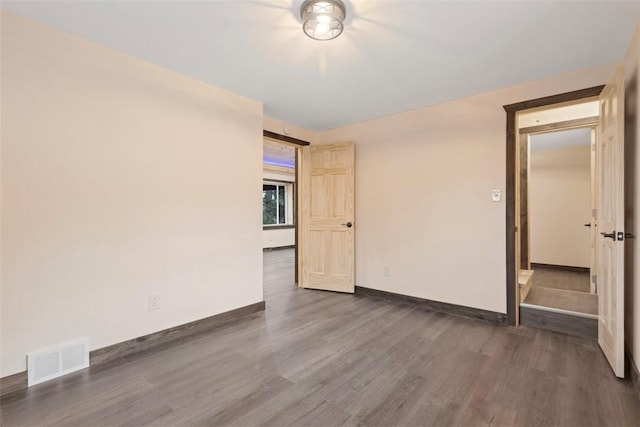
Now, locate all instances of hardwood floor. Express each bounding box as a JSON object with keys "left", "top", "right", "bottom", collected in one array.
[
  {"left": 523, "top": 266, "right": 597, "bottom": 315},
  {"left": 523, "top": 287, "right": 597, "bottom": 315},
  {"left": 531, "top": 266, "right": 591, "bottom": 293},
  {"left": 1, "top": 248, "right": 638, "bottom": 426}
]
